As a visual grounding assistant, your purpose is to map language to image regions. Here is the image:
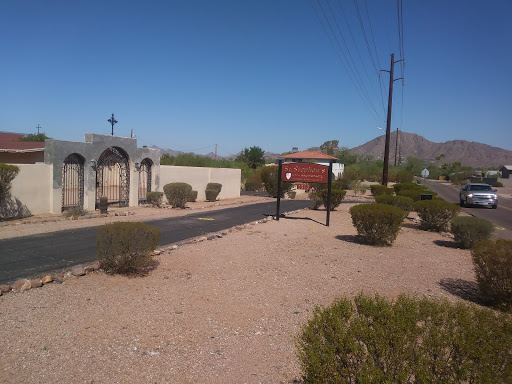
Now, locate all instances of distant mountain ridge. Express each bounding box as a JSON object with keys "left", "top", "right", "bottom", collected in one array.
[{"left": 349, "top": 131, "right": 512, "bottom": 168}]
